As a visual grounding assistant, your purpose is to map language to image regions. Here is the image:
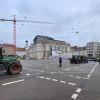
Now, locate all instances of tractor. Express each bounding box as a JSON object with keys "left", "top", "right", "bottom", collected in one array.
[
  {"left": 0, "top": 47, "right": 22, "bottom": 75},
  {"left": 70, "top": 55, "right": 88, "bottom": 64}
]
